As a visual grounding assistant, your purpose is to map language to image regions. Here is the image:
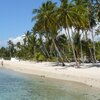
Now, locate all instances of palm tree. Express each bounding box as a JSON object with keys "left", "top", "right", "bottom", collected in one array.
[
  {"left": 8, "top": 40, "right": 15, "bottom": 58},
  {"left": 56, "top": 34, "right": 70, "bottom": 62},
  {"left": 23, "top": 31, "right": 31, "bottom": 46},
  {"left": 32, "top": 1, "right": 65, "bottom": 66},
  {"left": 58, "top": 0, "right": 90, "bottom": 67},
  {"left": 16, "top": 42, "right": 21, "bottom": 49},
  {"left": 33, "top": 22, "right": 50, "bottom": 58},
  {"left": 56, "top": 0, "right": 79, "bottom": 67},
  {"left": 87, "top": 0, "right": 98, "bottom": 63}
]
